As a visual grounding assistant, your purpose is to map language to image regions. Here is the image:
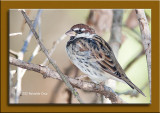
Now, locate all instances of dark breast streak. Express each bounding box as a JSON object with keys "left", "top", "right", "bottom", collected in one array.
[
  {"left": 66, "top": 36, "right": 76, "bottom": 47},
  {"left": 67, "top": 37, "right": 92, "bottom": 52}
]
